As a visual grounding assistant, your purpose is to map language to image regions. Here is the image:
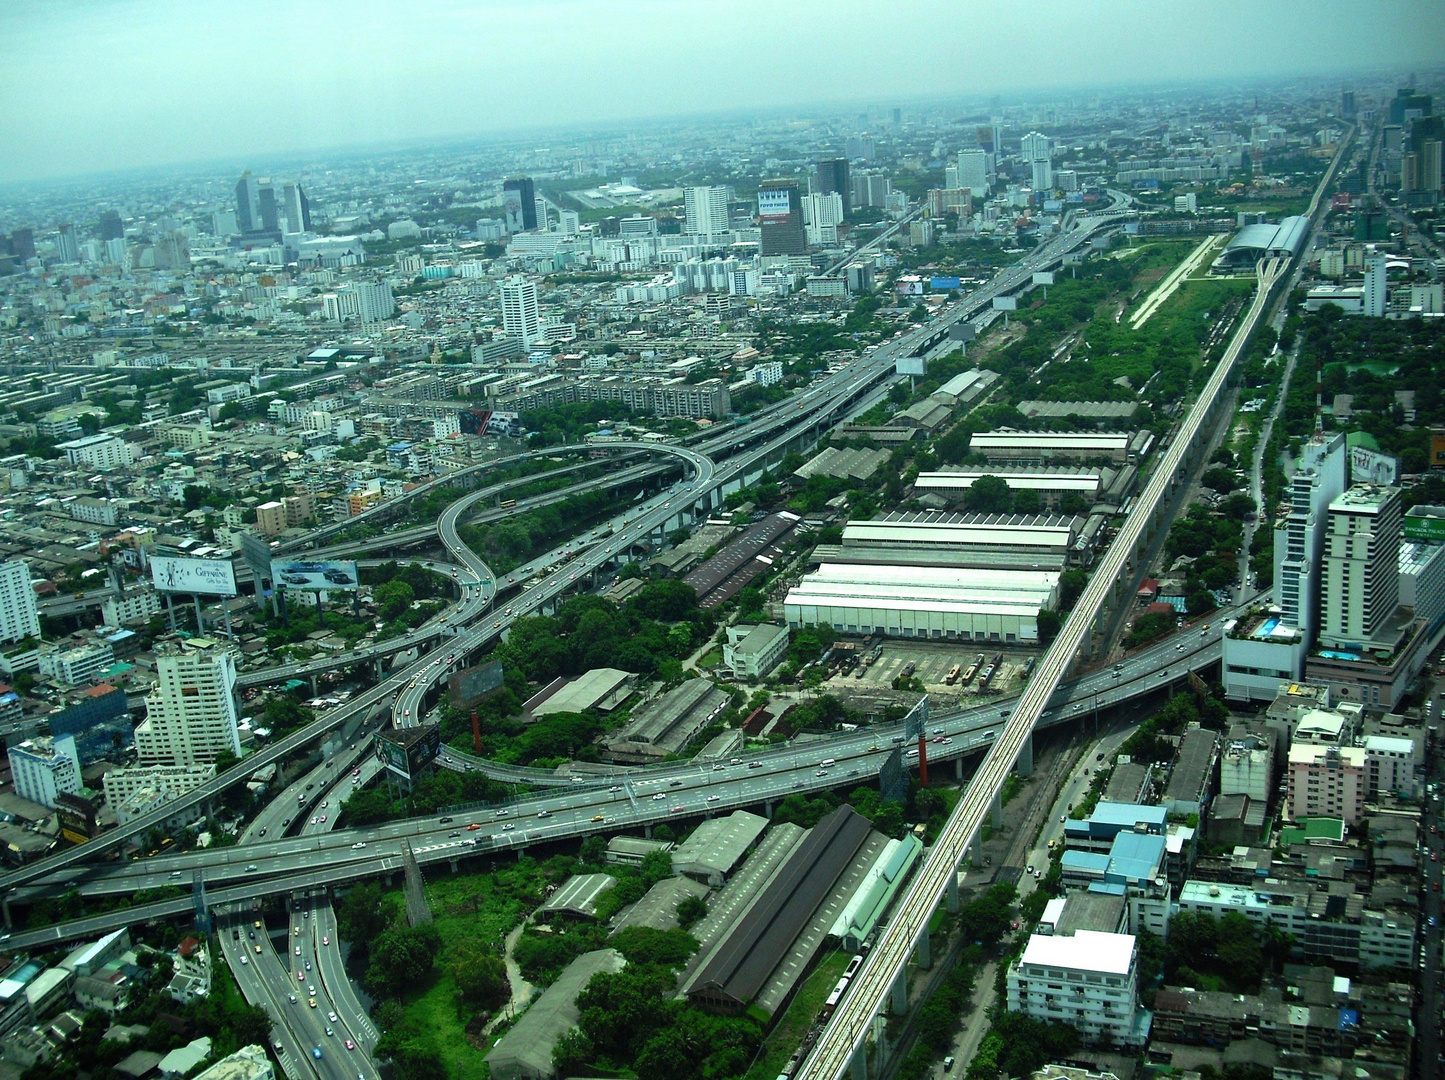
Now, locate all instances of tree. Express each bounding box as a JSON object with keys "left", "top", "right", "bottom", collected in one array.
[
  {"left": 1201, "top": 466, "right": 1241, "bottom": 494},
  {"left": 1037, "top": 608, "right": 1061, "bottom": 645},
  {"left": 375, "top": 579, "right": 415, "bottom": 622},
  {"left": 676, "top": 895, "right": 708, "bottom": 929},
  {"left": 448, "top": 937, "right": 508, "bottom": 1006},
  {"left": 365, "top": 924, "right": 442, "bottom": 998},
  {"left": 963, "top": 474, "right": 1012, "bottom": 513}
]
